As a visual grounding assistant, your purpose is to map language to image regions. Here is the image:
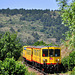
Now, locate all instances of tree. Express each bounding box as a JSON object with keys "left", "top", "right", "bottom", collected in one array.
[
  {"left": 70, "top": 67, "right": 75, "bottom": 75},
  {"left": 0, "top": 58, "right": 28, "bottom": 75},
  {"left": 61, "top": 51, "right": 75, "bottom": 71},
  {"left": 33, "top": 41, "right": 46, "bottom": 46},
  {"left": 10, "top": 27, "right": 15, "bottom": 33},
  {"left": 33, "top": 41, "right": 57, "bottom": 46},
  {"left": 56, "top": 0, "right": 75, "bottom": 51},
  {"left": 0, "top": 32, "right": 22, "bottom": 61}
]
